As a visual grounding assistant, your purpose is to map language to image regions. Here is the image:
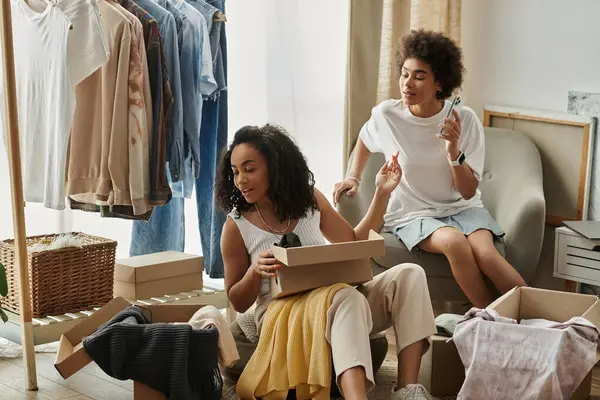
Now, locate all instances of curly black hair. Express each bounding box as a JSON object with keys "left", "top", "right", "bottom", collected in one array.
[
  {"left": 215, "top": 124, "right": 318, "bottom": 221},
  {"left": 396, "top": 29, "right": 465, "bottom": 100}
]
